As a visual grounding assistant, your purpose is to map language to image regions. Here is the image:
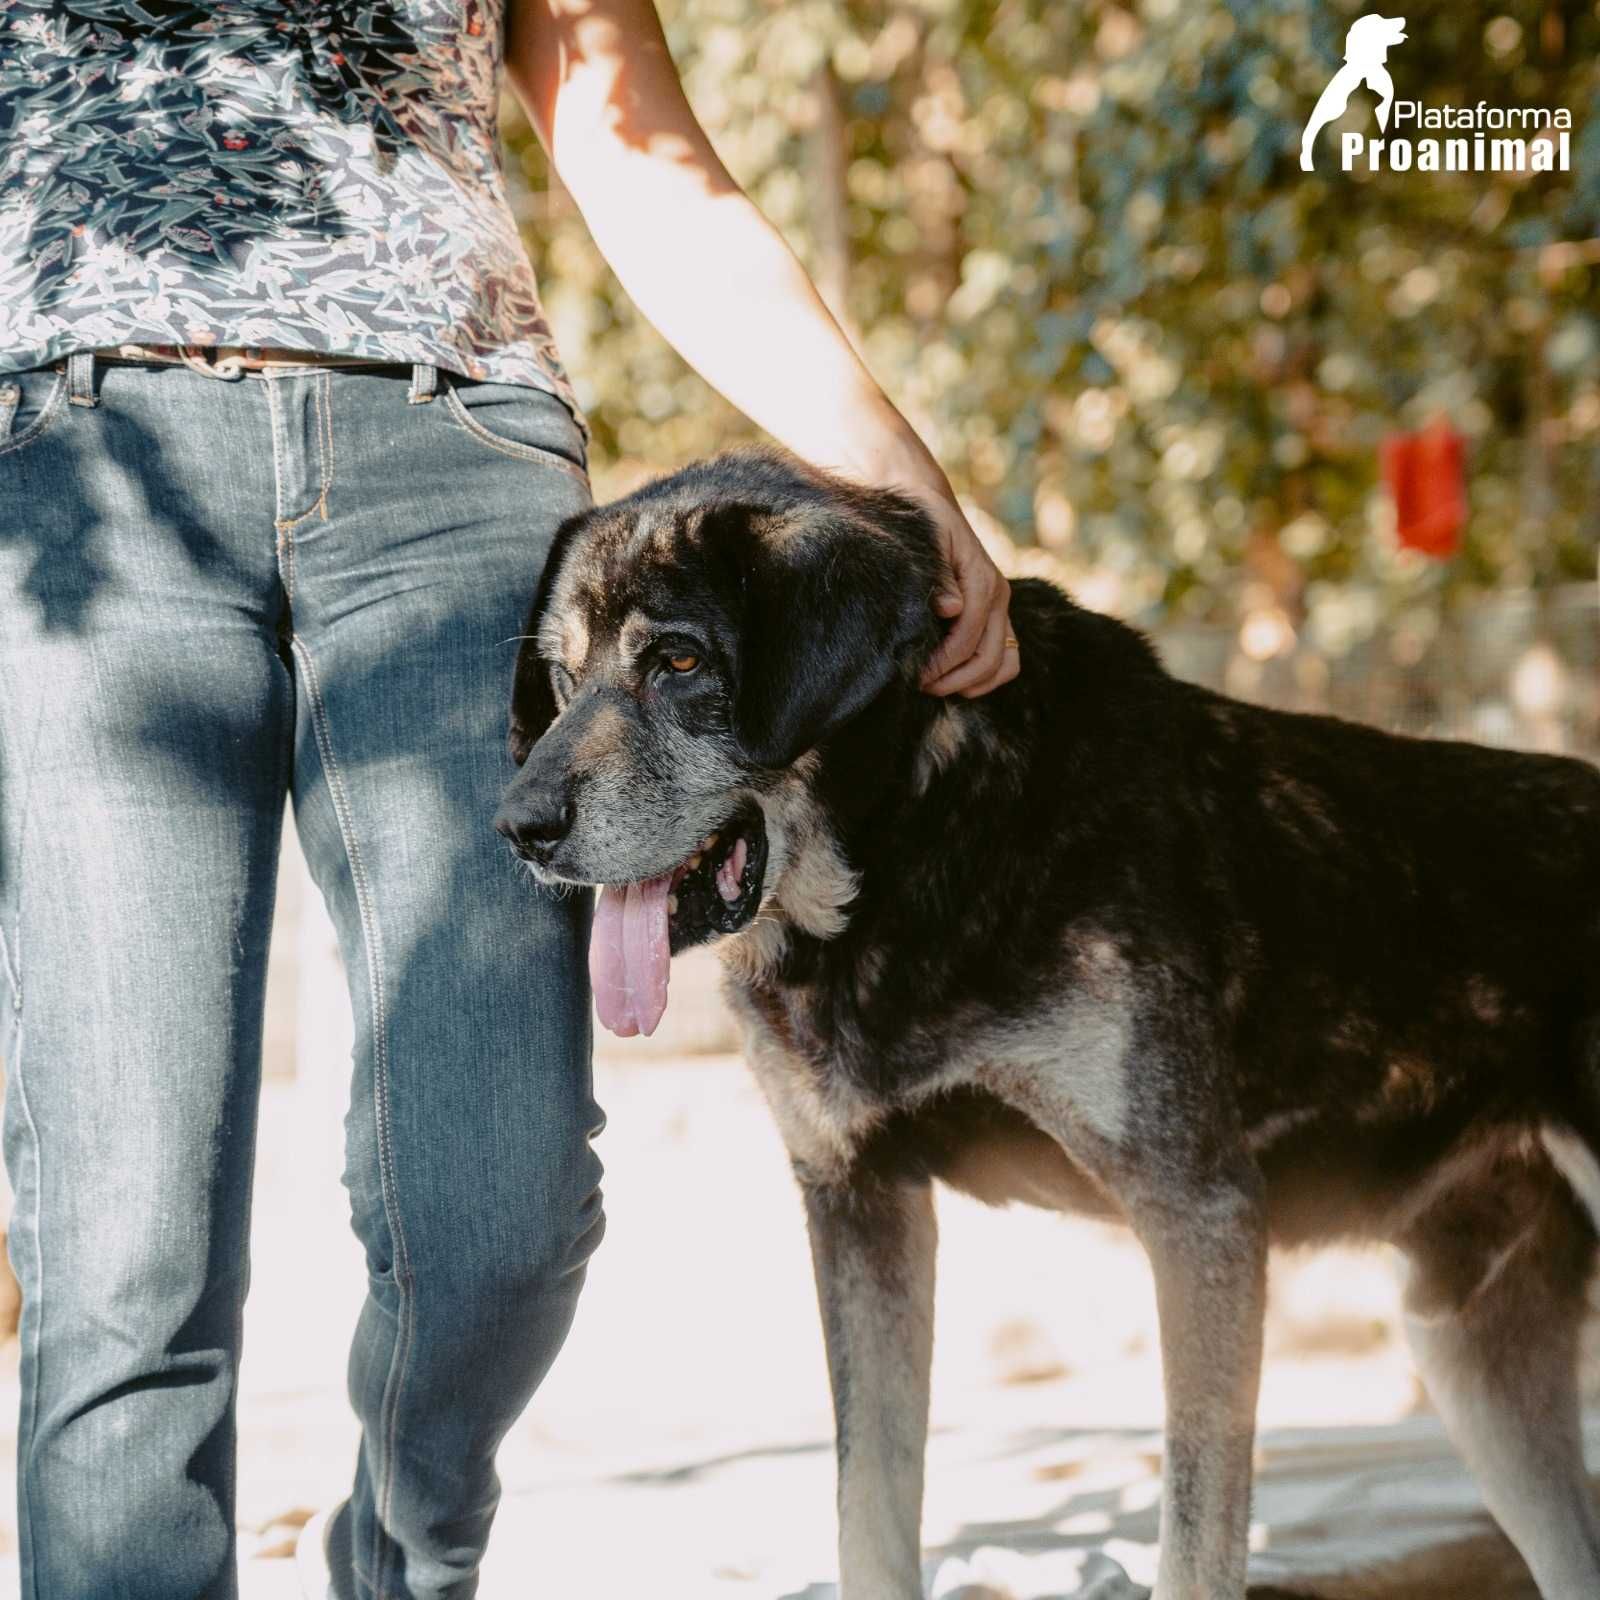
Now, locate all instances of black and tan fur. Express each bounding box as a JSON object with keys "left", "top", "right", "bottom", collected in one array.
[{"left": 496, "top": 450, "right": 1600, "bottom": 1600}]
